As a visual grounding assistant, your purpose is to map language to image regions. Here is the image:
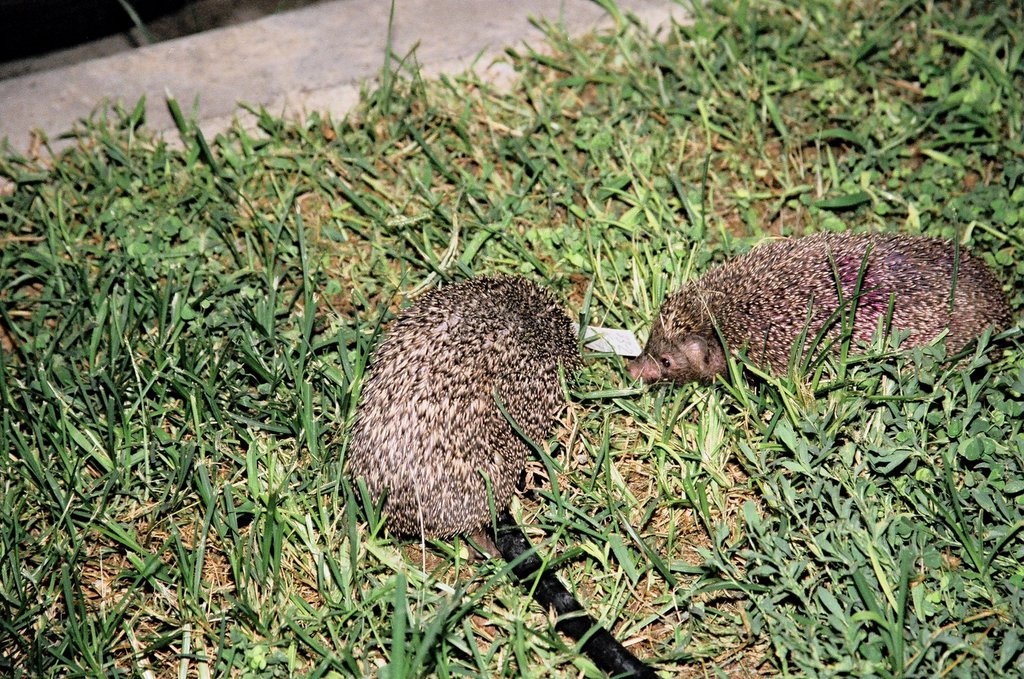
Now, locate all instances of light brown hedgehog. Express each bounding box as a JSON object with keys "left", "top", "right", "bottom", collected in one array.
[
  {"left": 346, "top": 275, "right": 581, "bottom": 540},
  {"left": 629, "top": 232, "right": 1012, "bottom": 384},
  {"left": 347, "top": 275, "right": 657, "bottom": 678}
]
